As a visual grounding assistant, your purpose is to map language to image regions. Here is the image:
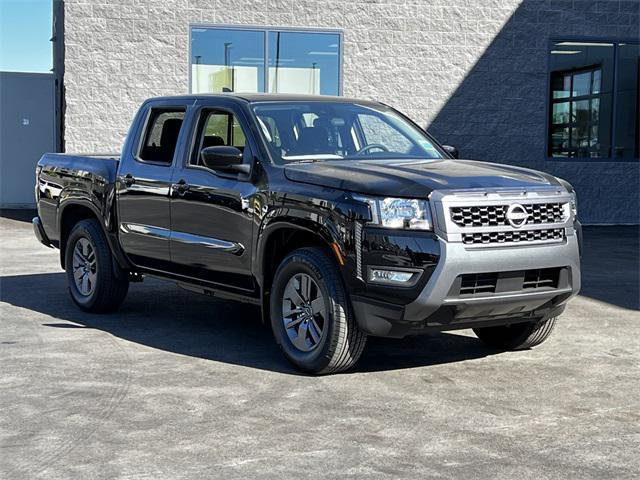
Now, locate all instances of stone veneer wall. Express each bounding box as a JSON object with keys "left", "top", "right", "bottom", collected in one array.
[{"left": 63, "top": 0, "right": 639, "bottom": 223}]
